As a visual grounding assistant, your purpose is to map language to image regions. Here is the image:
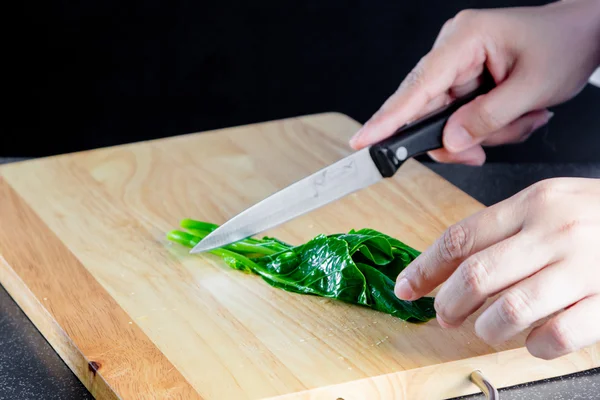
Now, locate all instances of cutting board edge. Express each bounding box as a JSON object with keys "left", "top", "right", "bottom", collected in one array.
[
  {"left": 0, "top": 111, "right": 485, "bottom": 213},
  {"left": 0, "top": 176, "right": 202, "bottom": 400},
  {"left": 0, "top": 254, "right": 120, "bottom": 400},
  {"left": 262, "top": 344, "right": 600, "bottom": 400},
  {"left": 0, "top": 112, "right": 349, "bottom": 170},
  {"left": 0, "top": 112, "right": 508, "bottom": 400}
]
